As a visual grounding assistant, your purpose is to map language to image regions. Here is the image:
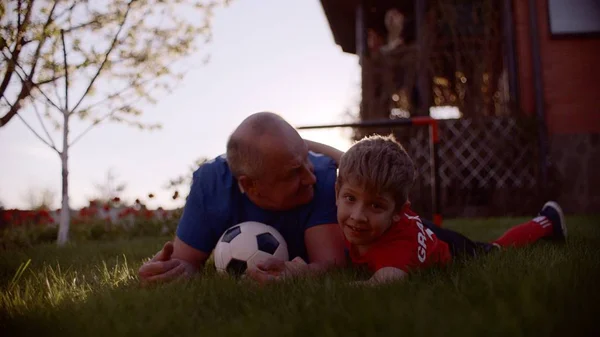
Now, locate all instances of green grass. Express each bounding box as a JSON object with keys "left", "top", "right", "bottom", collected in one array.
[{"left": 1, "top": 216, "right": 599, "bottom": 337}]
